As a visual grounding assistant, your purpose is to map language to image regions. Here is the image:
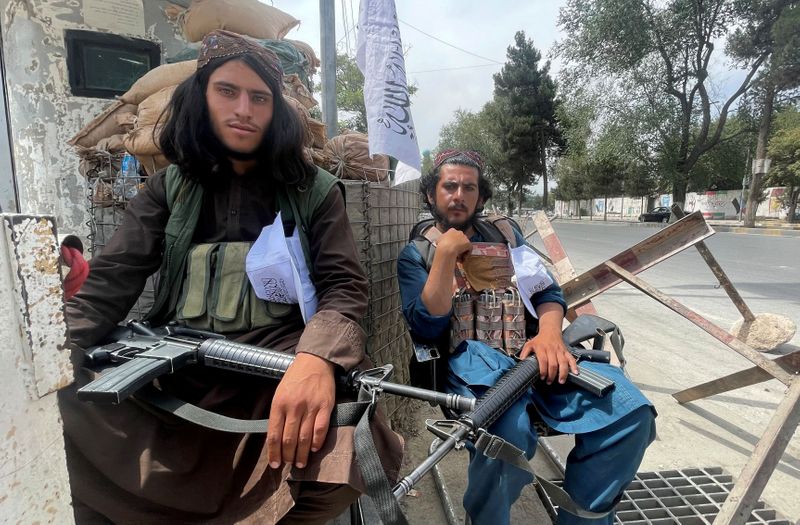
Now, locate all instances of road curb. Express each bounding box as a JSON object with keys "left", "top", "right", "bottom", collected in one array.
[{"left": 549, "top": 219, "right": 800, "bottom": 237}]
